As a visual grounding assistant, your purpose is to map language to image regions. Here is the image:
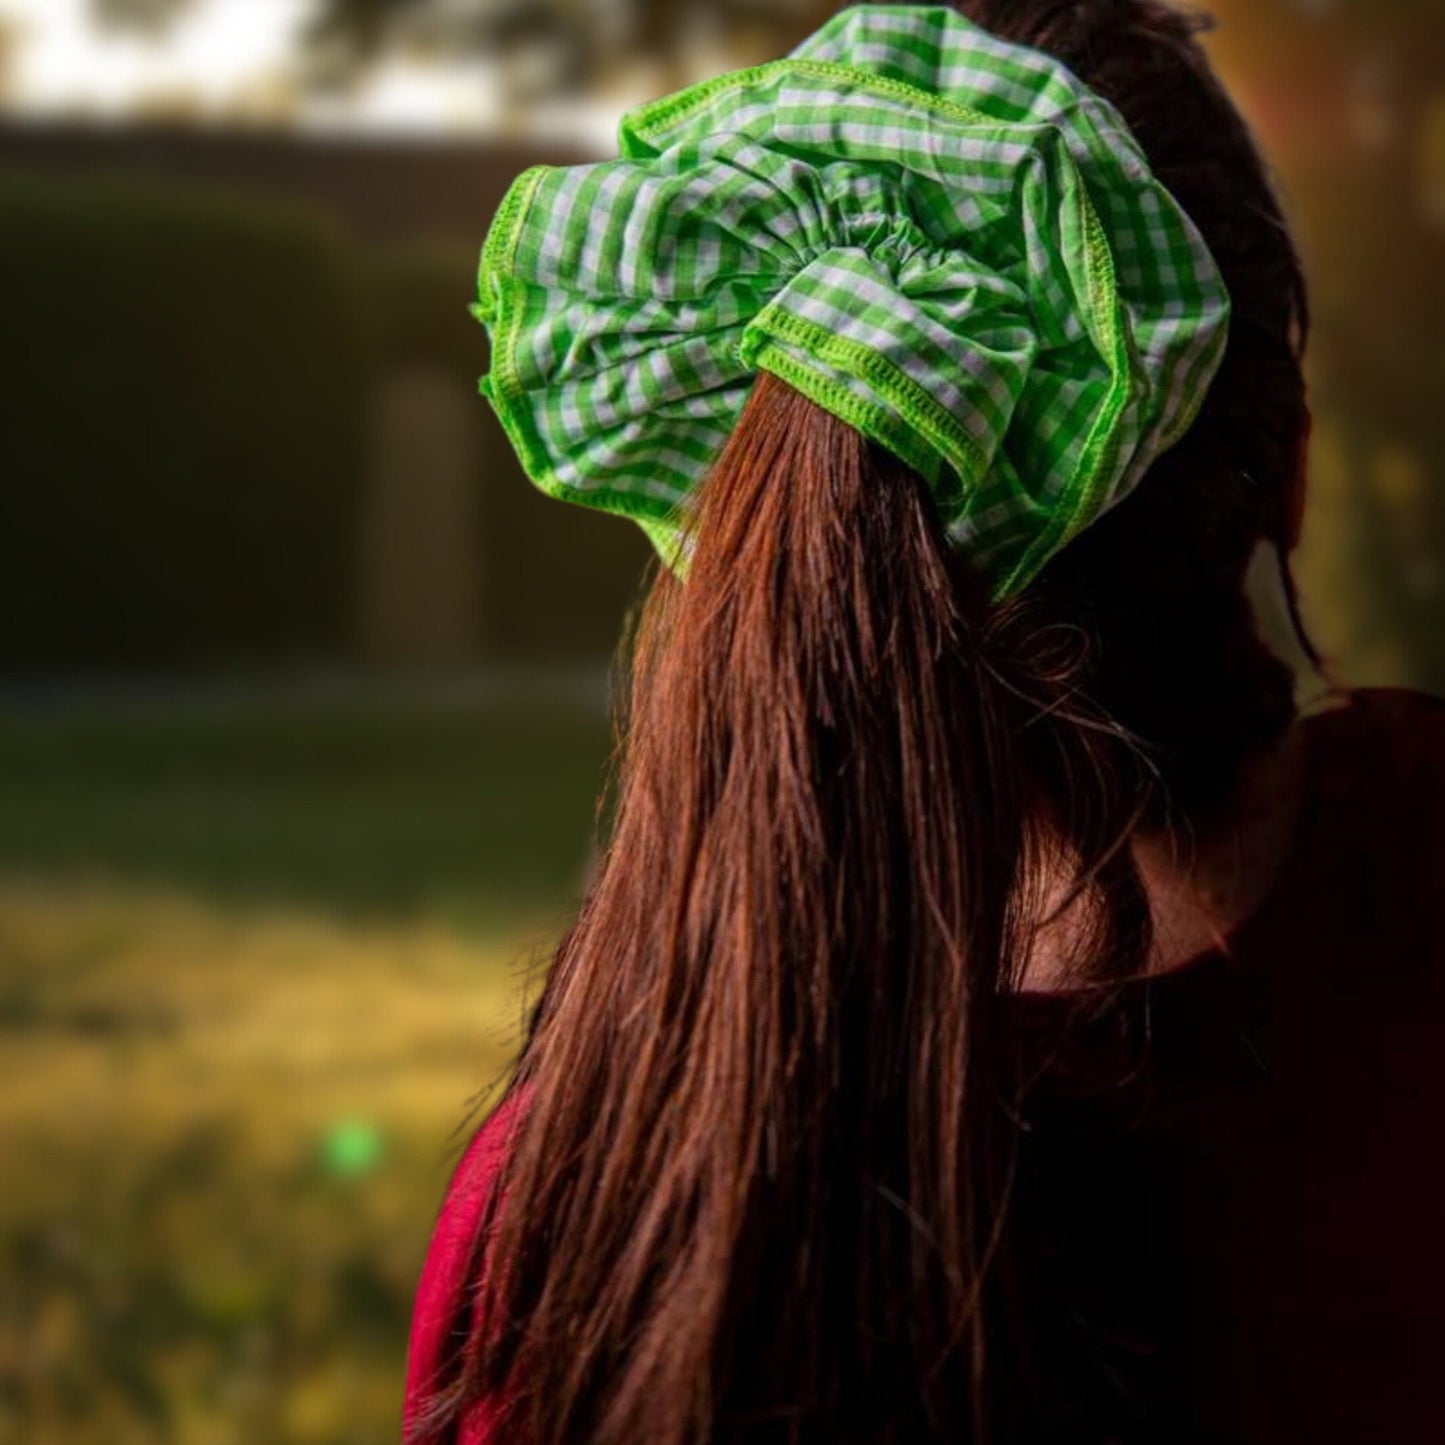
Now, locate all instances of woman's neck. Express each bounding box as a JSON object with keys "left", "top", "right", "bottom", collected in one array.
[{"left": 1018, "top": 709, "right": 1315, "bottom": 994}]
